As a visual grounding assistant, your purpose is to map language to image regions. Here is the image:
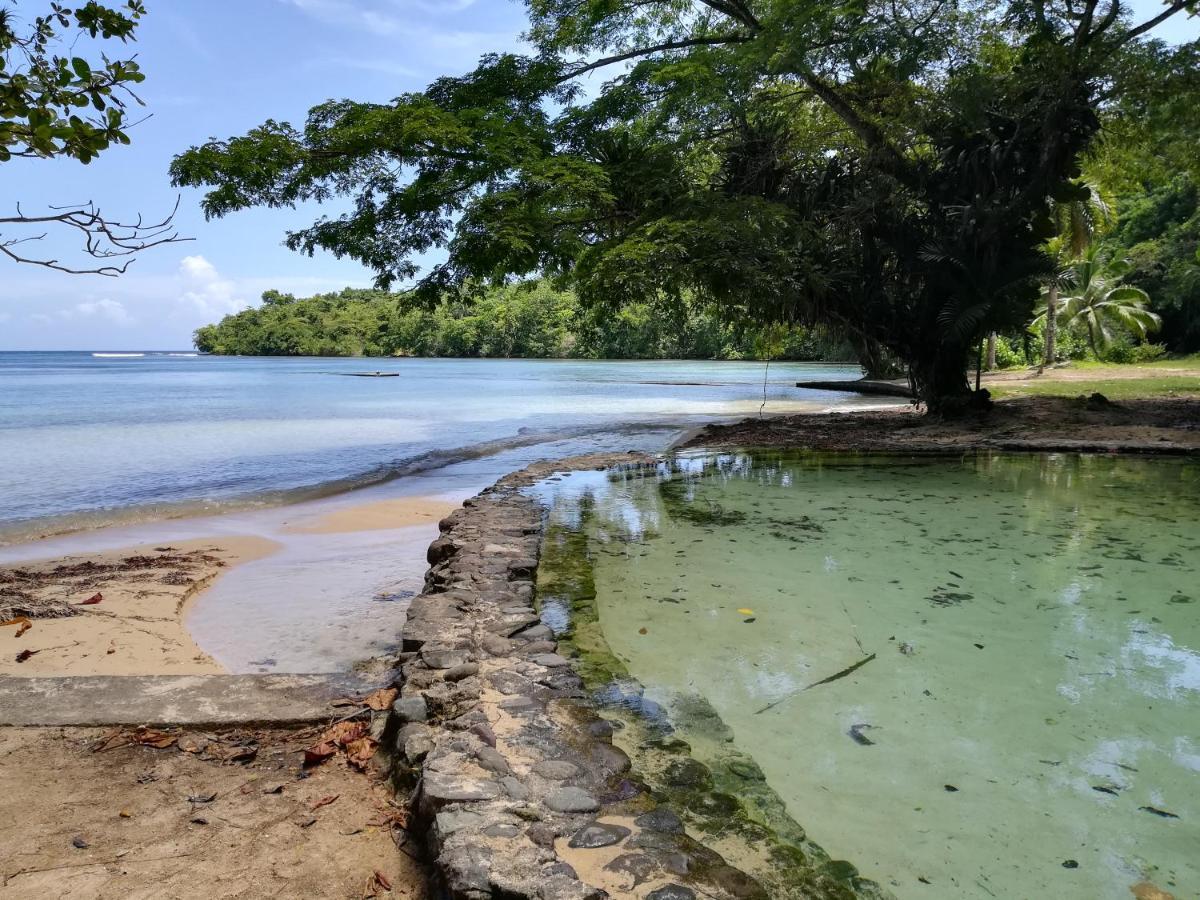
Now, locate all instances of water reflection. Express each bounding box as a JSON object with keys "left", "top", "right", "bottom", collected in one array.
[{"left": 539, "top": 451, "right": 1199, "bottom": 900}]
